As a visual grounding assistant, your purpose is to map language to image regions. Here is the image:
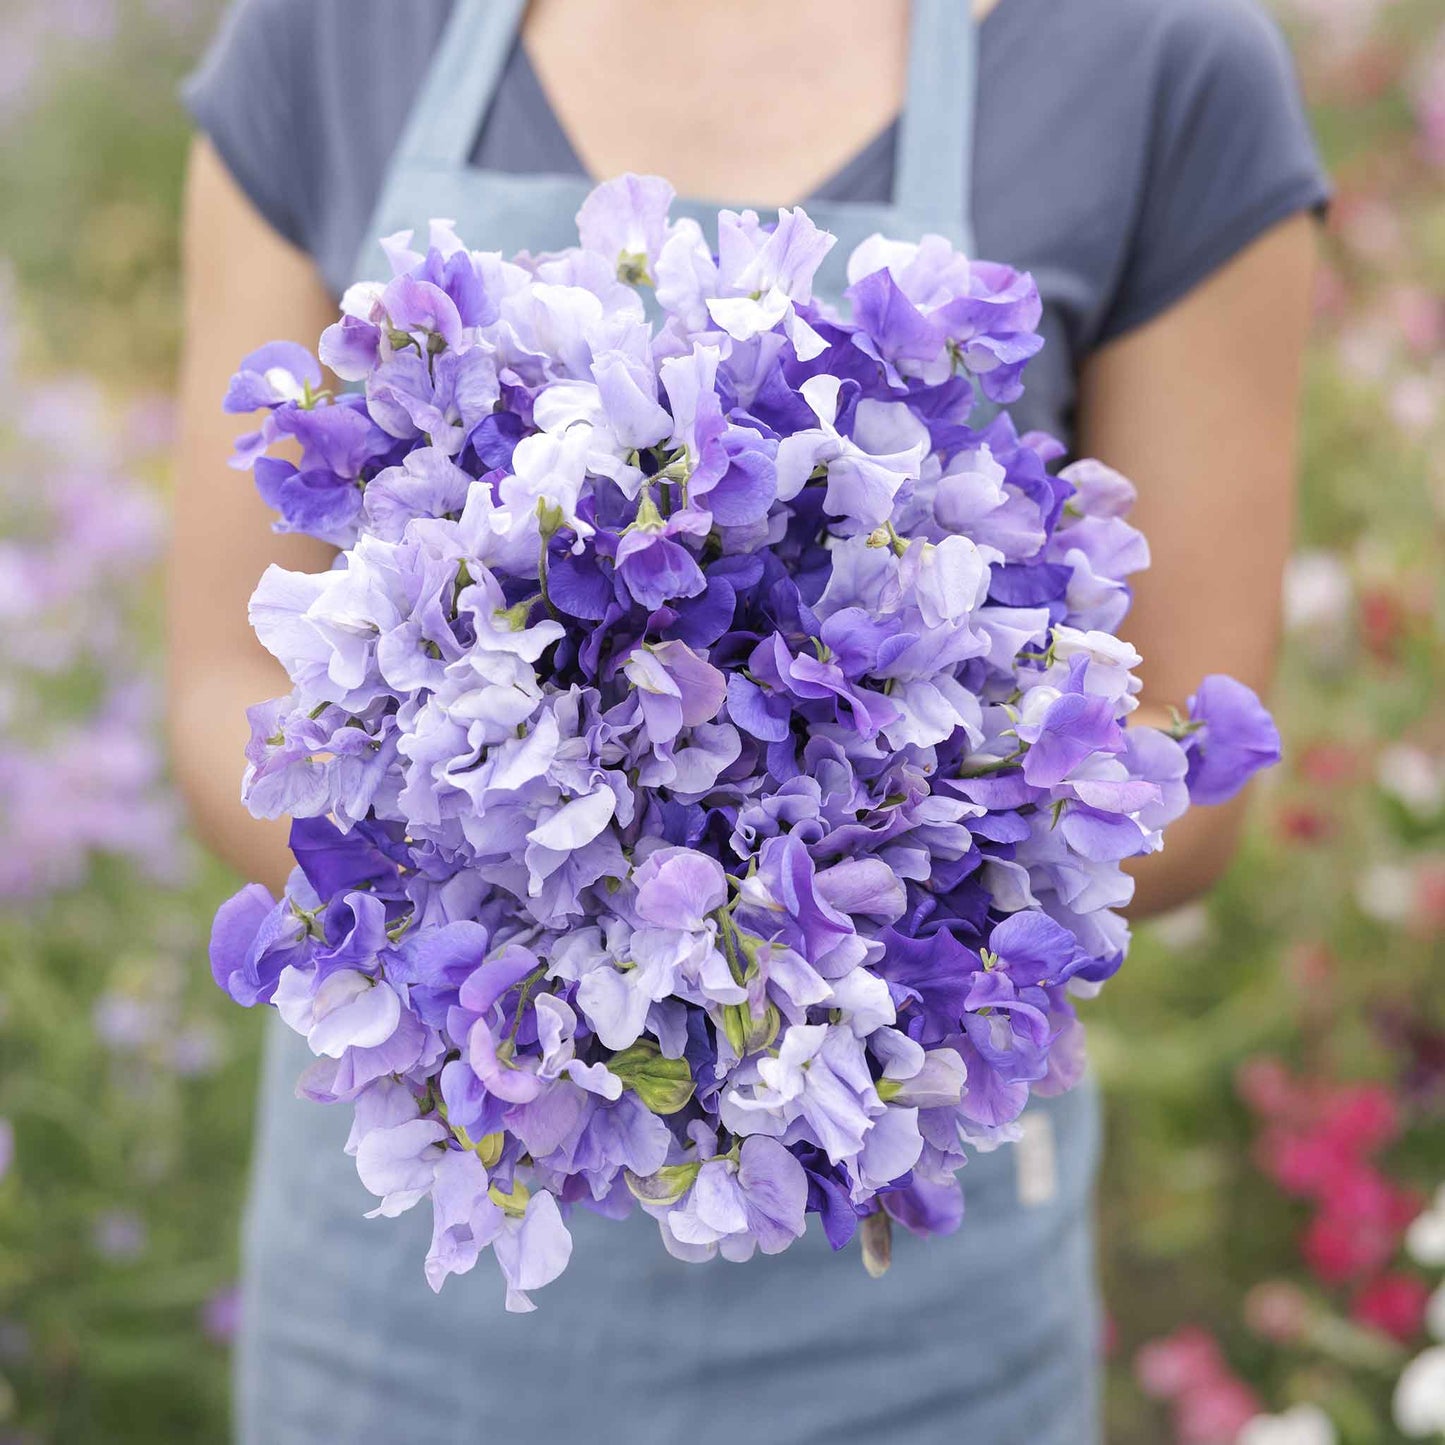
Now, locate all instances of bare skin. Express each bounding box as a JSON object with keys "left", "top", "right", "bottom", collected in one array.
[
  {"left": 524, "top": 0, "right": 1000, "bottom": 209},
  {"left": 168, "top": 0, "right": 1314, "bottom": 914}
]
